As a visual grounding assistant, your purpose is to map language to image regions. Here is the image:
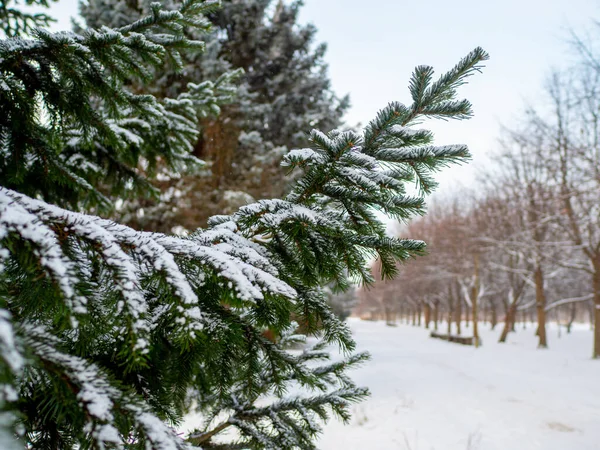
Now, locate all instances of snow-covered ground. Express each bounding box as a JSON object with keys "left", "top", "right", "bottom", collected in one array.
[{"left": 319, "top": 319, "right": 600, "bottom": 450}]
